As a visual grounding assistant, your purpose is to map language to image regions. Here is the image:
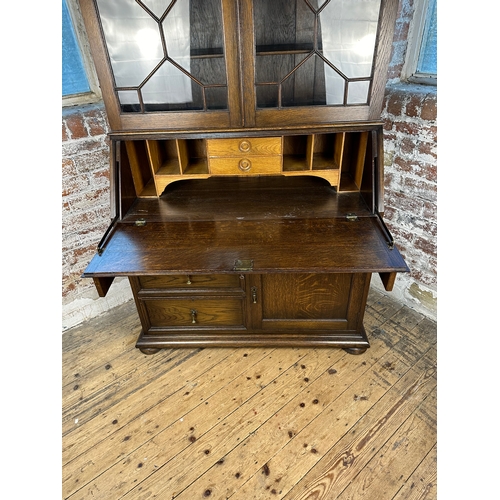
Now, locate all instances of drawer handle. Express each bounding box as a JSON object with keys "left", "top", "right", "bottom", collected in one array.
[
  {"left": 239, "top": 140, "right": 251, "bottom": 153},
  {"left": 186, "top": 275, "right": 192, "bottom": 285},
  {"left": 251, "top": 286, "right": 258, "bottom": 304},
  {"left": 239, "top": 159, "right": 252, "bottom": 172},
  {"left": 191, "top": 309, "right": 197, "bottom": 324}
]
